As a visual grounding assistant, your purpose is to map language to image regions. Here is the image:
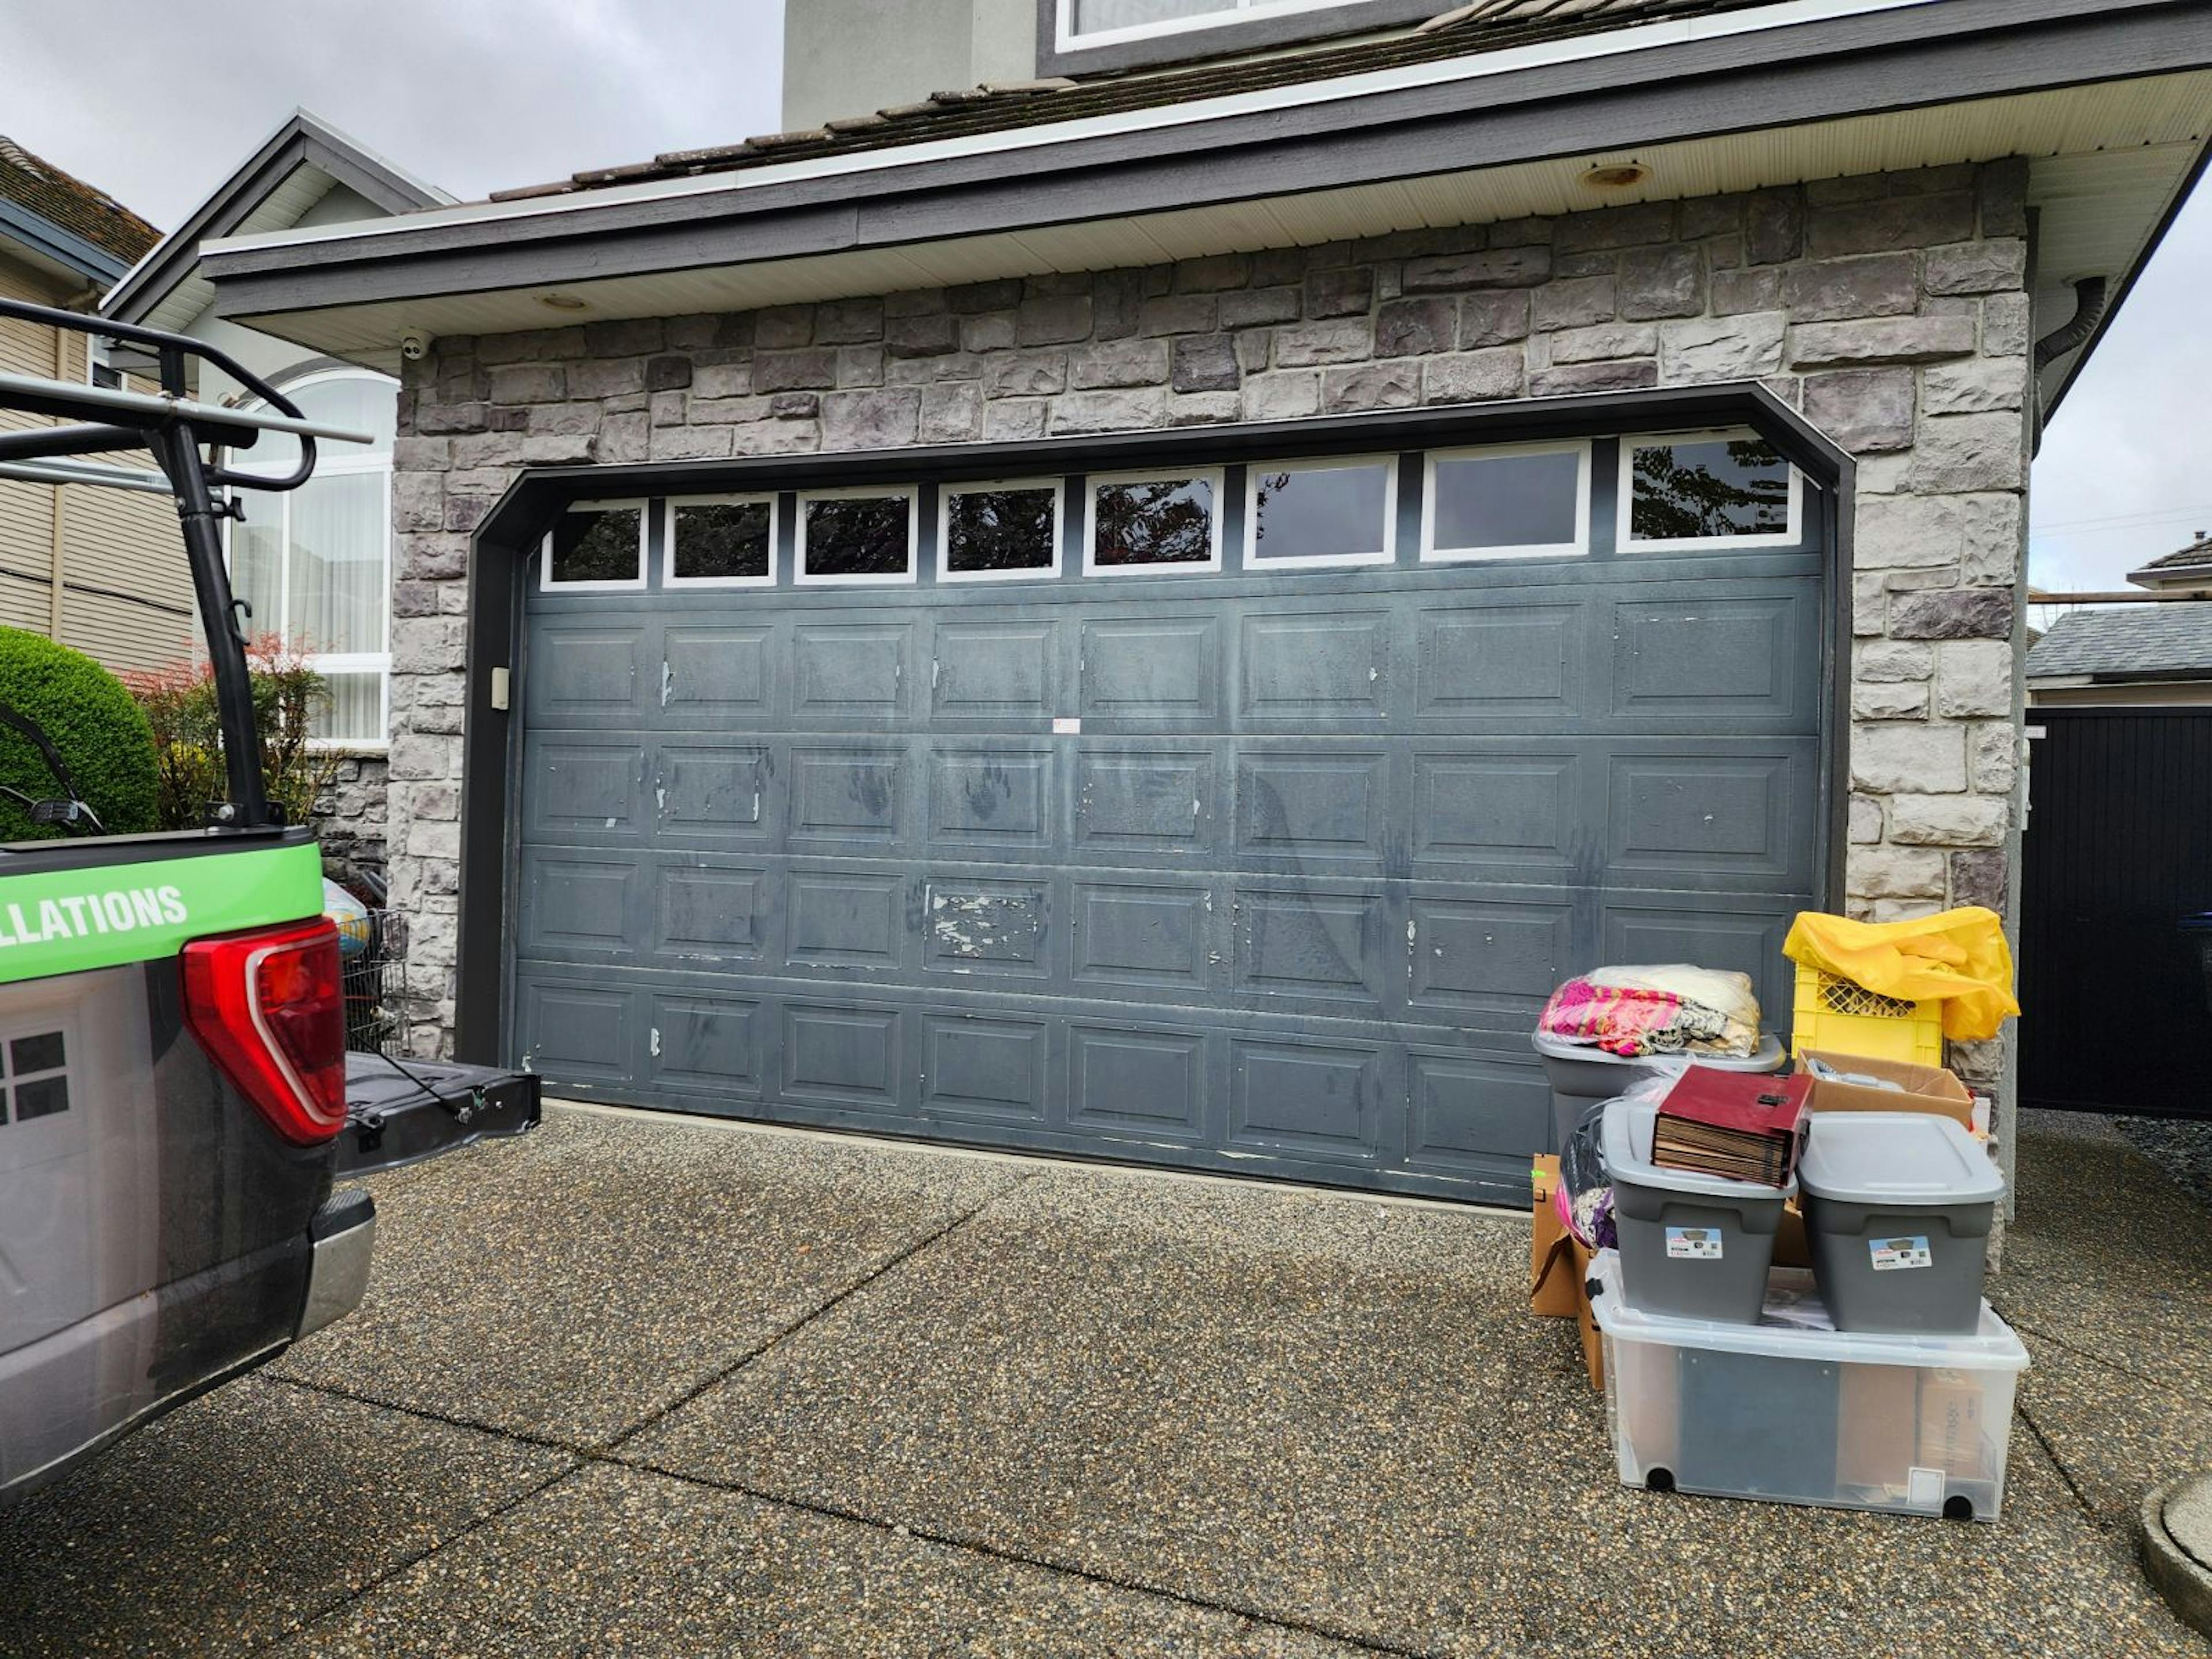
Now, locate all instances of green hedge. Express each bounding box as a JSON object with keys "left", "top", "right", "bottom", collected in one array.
[{"left": 0, "top": 629, "right": 158, "bottom": 841}]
